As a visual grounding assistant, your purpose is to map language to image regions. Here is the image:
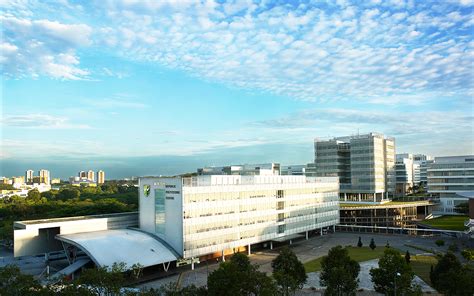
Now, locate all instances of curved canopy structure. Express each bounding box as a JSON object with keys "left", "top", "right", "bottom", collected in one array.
[{"left": 56, "top": 229, "right": 178, "bottom": 268}]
